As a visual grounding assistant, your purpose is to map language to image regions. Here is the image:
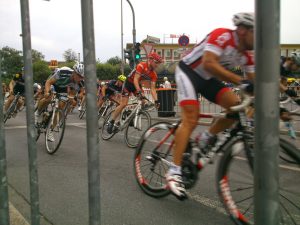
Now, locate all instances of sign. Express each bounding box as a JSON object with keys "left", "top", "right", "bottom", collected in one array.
[
  {"left": 178, "top": 35, "right": 189, "bottom": 47},
  {"left": 146, "top": 35, "right": 160, "bottom": 43}
]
